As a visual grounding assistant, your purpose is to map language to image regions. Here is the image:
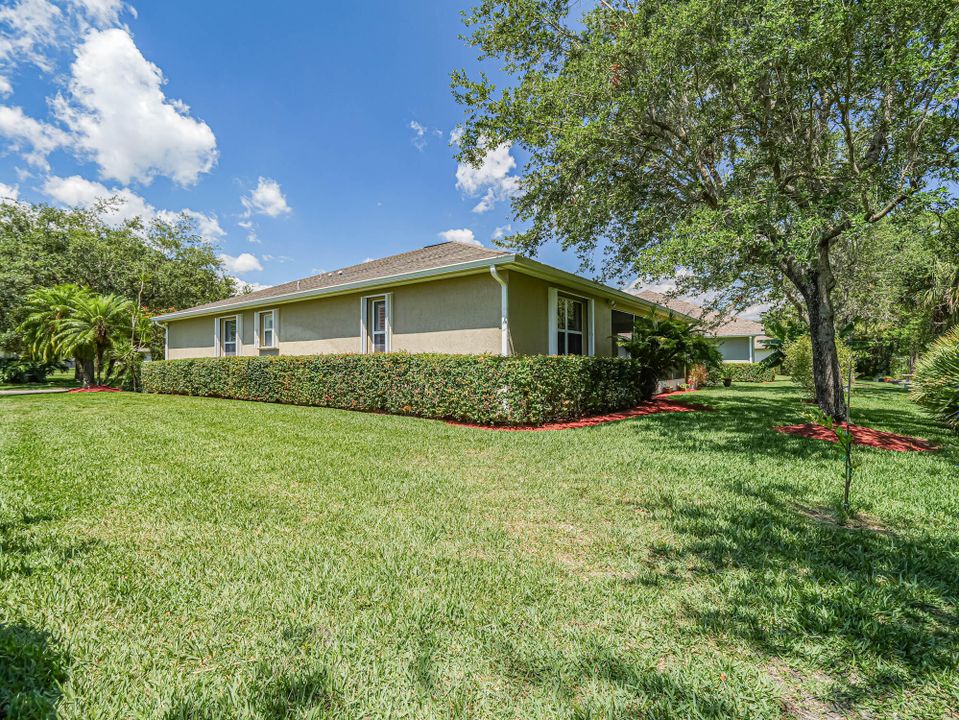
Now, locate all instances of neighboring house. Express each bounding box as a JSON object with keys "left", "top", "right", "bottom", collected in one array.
[
  {"left": 154, "top": 242, "right": 694, "bottom": 363},
  {"left": 630, "top": 290, "right": 771, "bottom": 364}
]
